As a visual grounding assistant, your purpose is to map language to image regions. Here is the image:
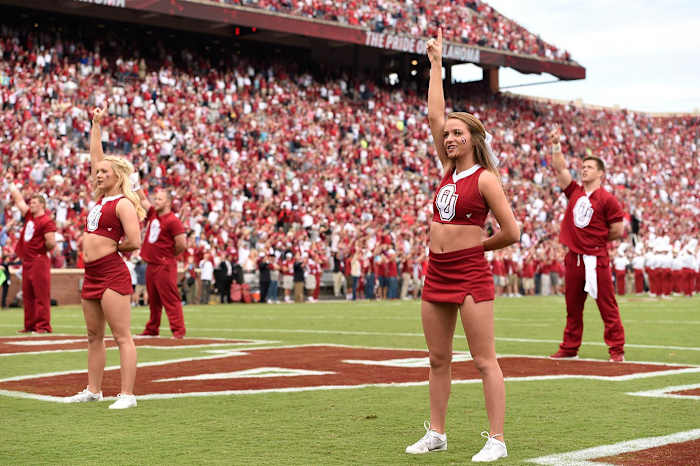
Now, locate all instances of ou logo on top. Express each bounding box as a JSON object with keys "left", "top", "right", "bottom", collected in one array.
[
  {"left": 573, "top": 195, "right": 594, "bottom": 229},
  {"left": 435, "top": 184, "right": 458, "bottom": 222},
  {"left": 148, "top": 219, "right": 161, "bottom": 243},
  {"left": 23, "top": 221, "right": 35, "bottom": 241}
]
